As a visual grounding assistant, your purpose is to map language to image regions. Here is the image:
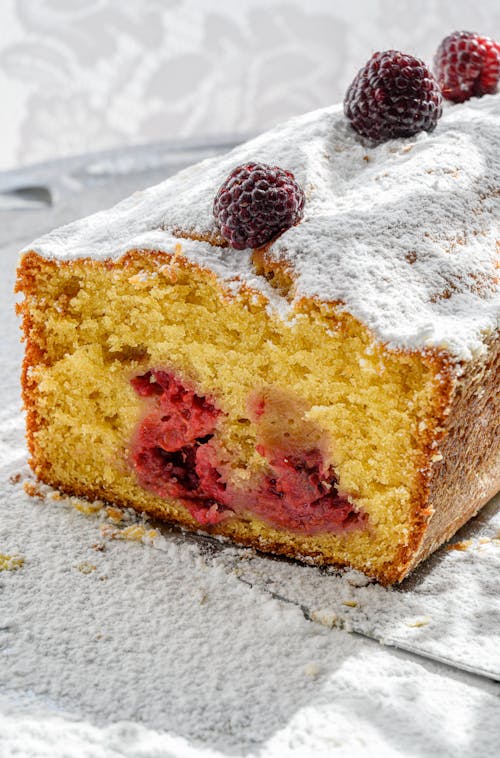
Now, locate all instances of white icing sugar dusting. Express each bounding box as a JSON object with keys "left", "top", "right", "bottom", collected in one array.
[{"left": 23, "top": 96, "right": 500, "bottom": 361}]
